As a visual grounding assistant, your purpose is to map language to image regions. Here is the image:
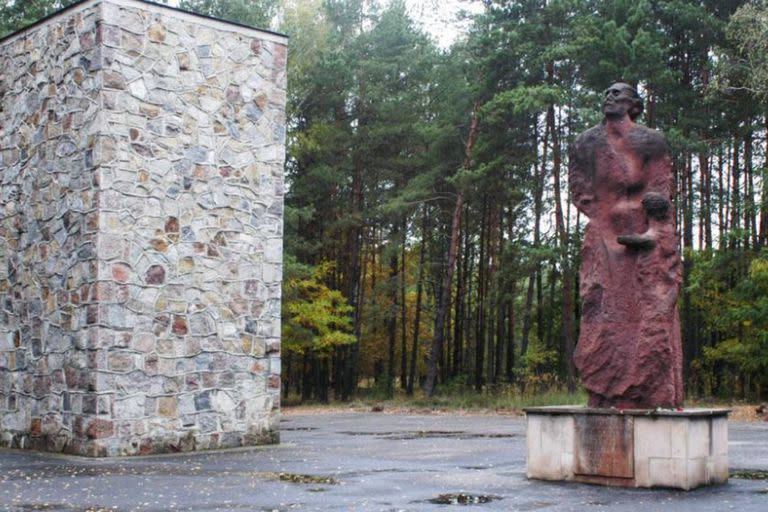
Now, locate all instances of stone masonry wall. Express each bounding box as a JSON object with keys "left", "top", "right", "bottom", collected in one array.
[
  {"left": 0, "top": 0, "right": 286, "bottom": 456},
  {"left": 0, "top": 3, "right": 103, "bottom": 455}
]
